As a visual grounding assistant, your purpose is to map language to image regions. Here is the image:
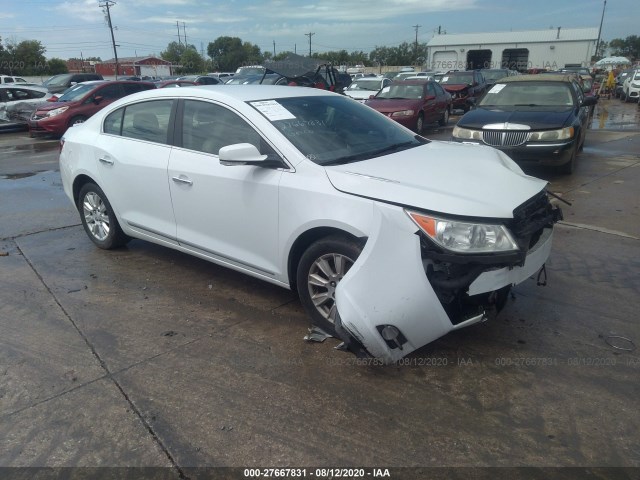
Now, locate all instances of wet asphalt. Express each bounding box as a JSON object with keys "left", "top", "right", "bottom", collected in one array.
[{"left": 0, "top": 98, "right": 638, "bottom": 478}]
